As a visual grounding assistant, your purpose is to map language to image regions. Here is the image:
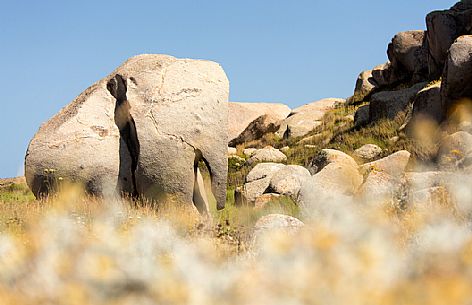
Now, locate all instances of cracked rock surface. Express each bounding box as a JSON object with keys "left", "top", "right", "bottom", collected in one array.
[{"left": 25, "top": 54, "right": 229, "bottom": 211}]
